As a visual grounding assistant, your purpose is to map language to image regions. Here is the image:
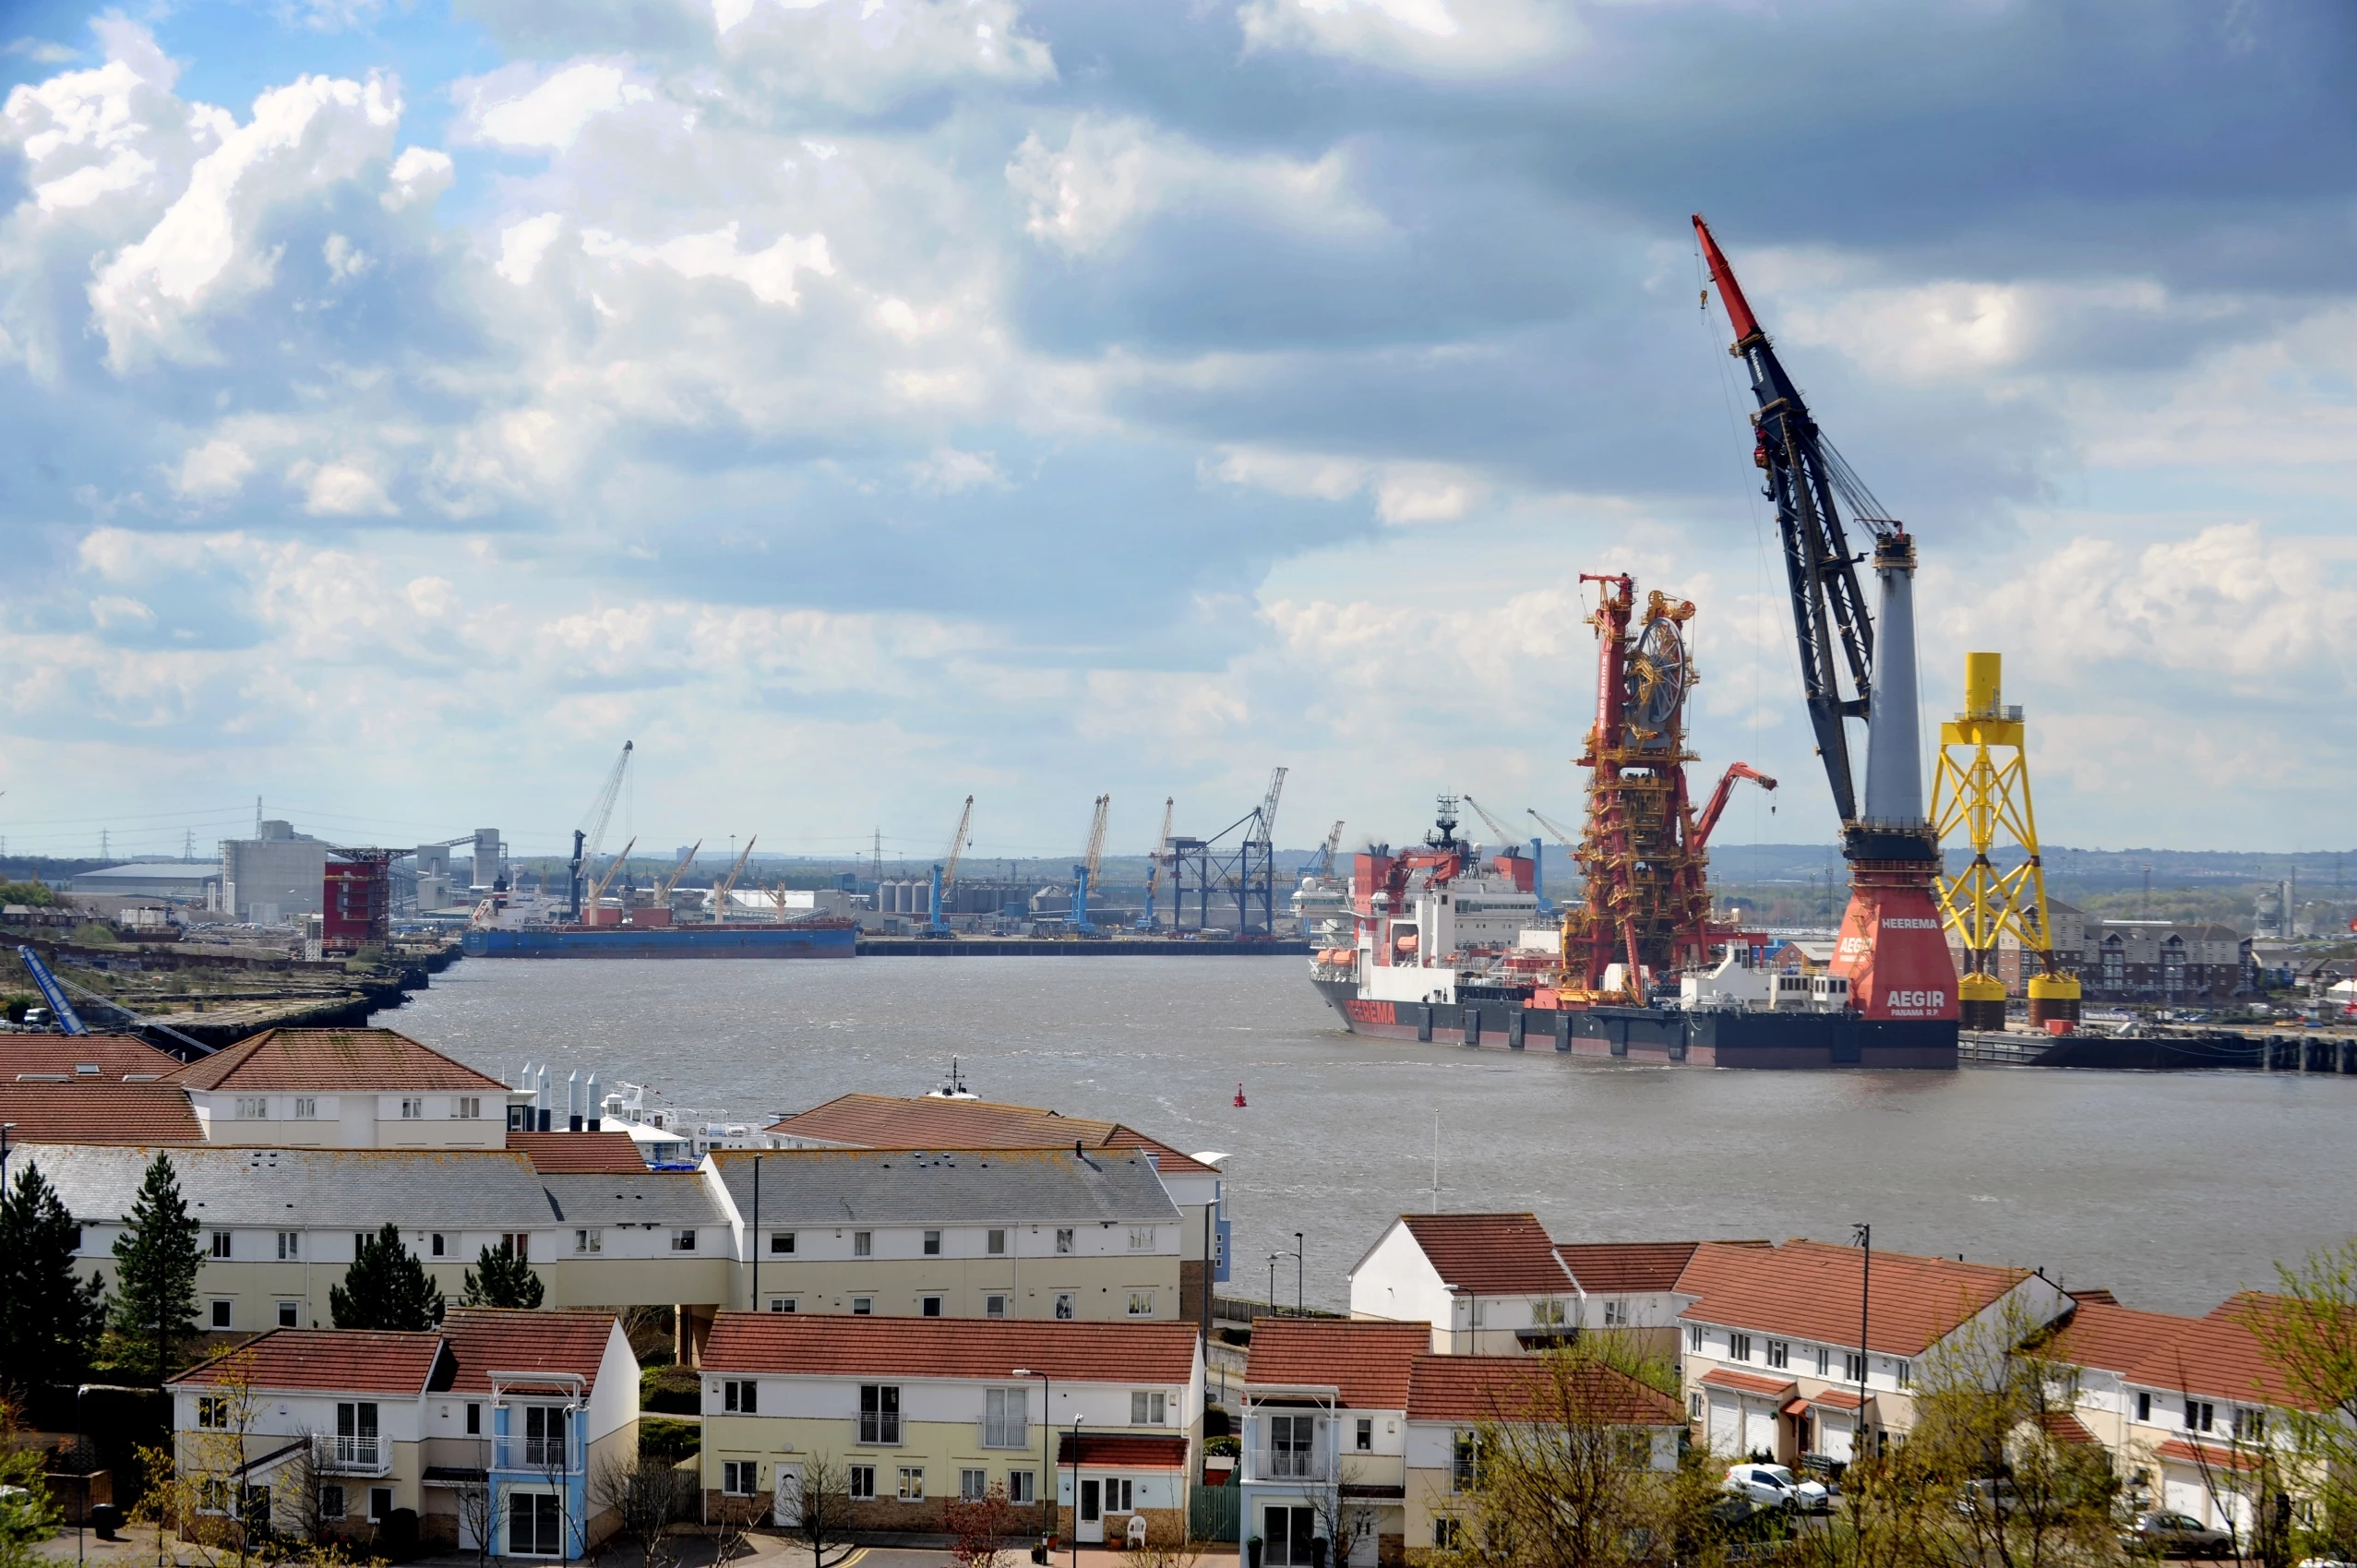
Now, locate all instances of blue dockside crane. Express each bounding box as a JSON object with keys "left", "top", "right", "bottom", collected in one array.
[{"left": 918, "top": 796, "right": 973, "bottom": 939}]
